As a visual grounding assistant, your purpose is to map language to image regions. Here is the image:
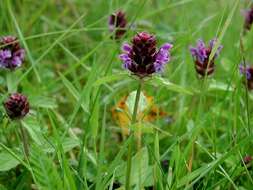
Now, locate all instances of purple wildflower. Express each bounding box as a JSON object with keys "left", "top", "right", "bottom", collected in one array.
[
  {"left": 4, "top": 93, "right": 29, "bottom": 120},
  {"left": 0, "top": 36, "right": 25, "bottom": 70},
  {"left": 161, "top": 160, "right": 169, "bottom": 172},
  {"left": 243, "top": 155, "right": 253, "bottom": 165},
  {"left": 243, "top": 6, "right": 253, "bottom": 32},
  {"left": 190, "top": 39, "right": 222, "bottom": 77},
  {"left": 119, "top": 32, "right": 173, "bottom": 78},
  {"left": 109, "top": 11, "right": 127, "bottom": 39},
  {"left": 242, "top": 155, "right": 253, "bottom": 170},
  {"left": 239, "top": 64, "right": 253, "bottom": 90}
]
